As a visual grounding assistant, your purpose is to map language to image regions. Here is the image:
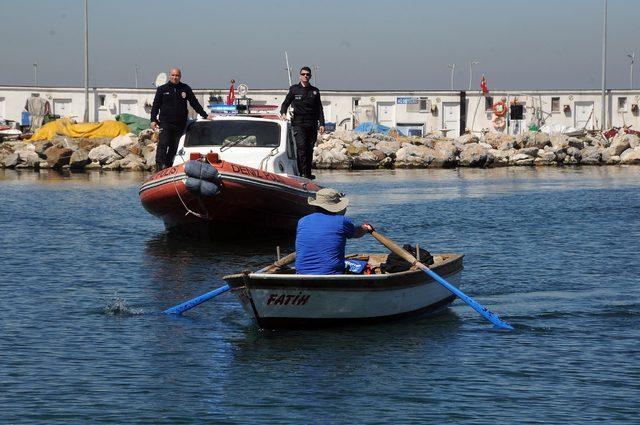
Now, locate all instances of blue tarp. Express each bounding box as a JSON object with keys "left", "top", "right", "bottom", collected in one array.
[{"left": 353, "top": 121, "right": 391, "bottom": 135}]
